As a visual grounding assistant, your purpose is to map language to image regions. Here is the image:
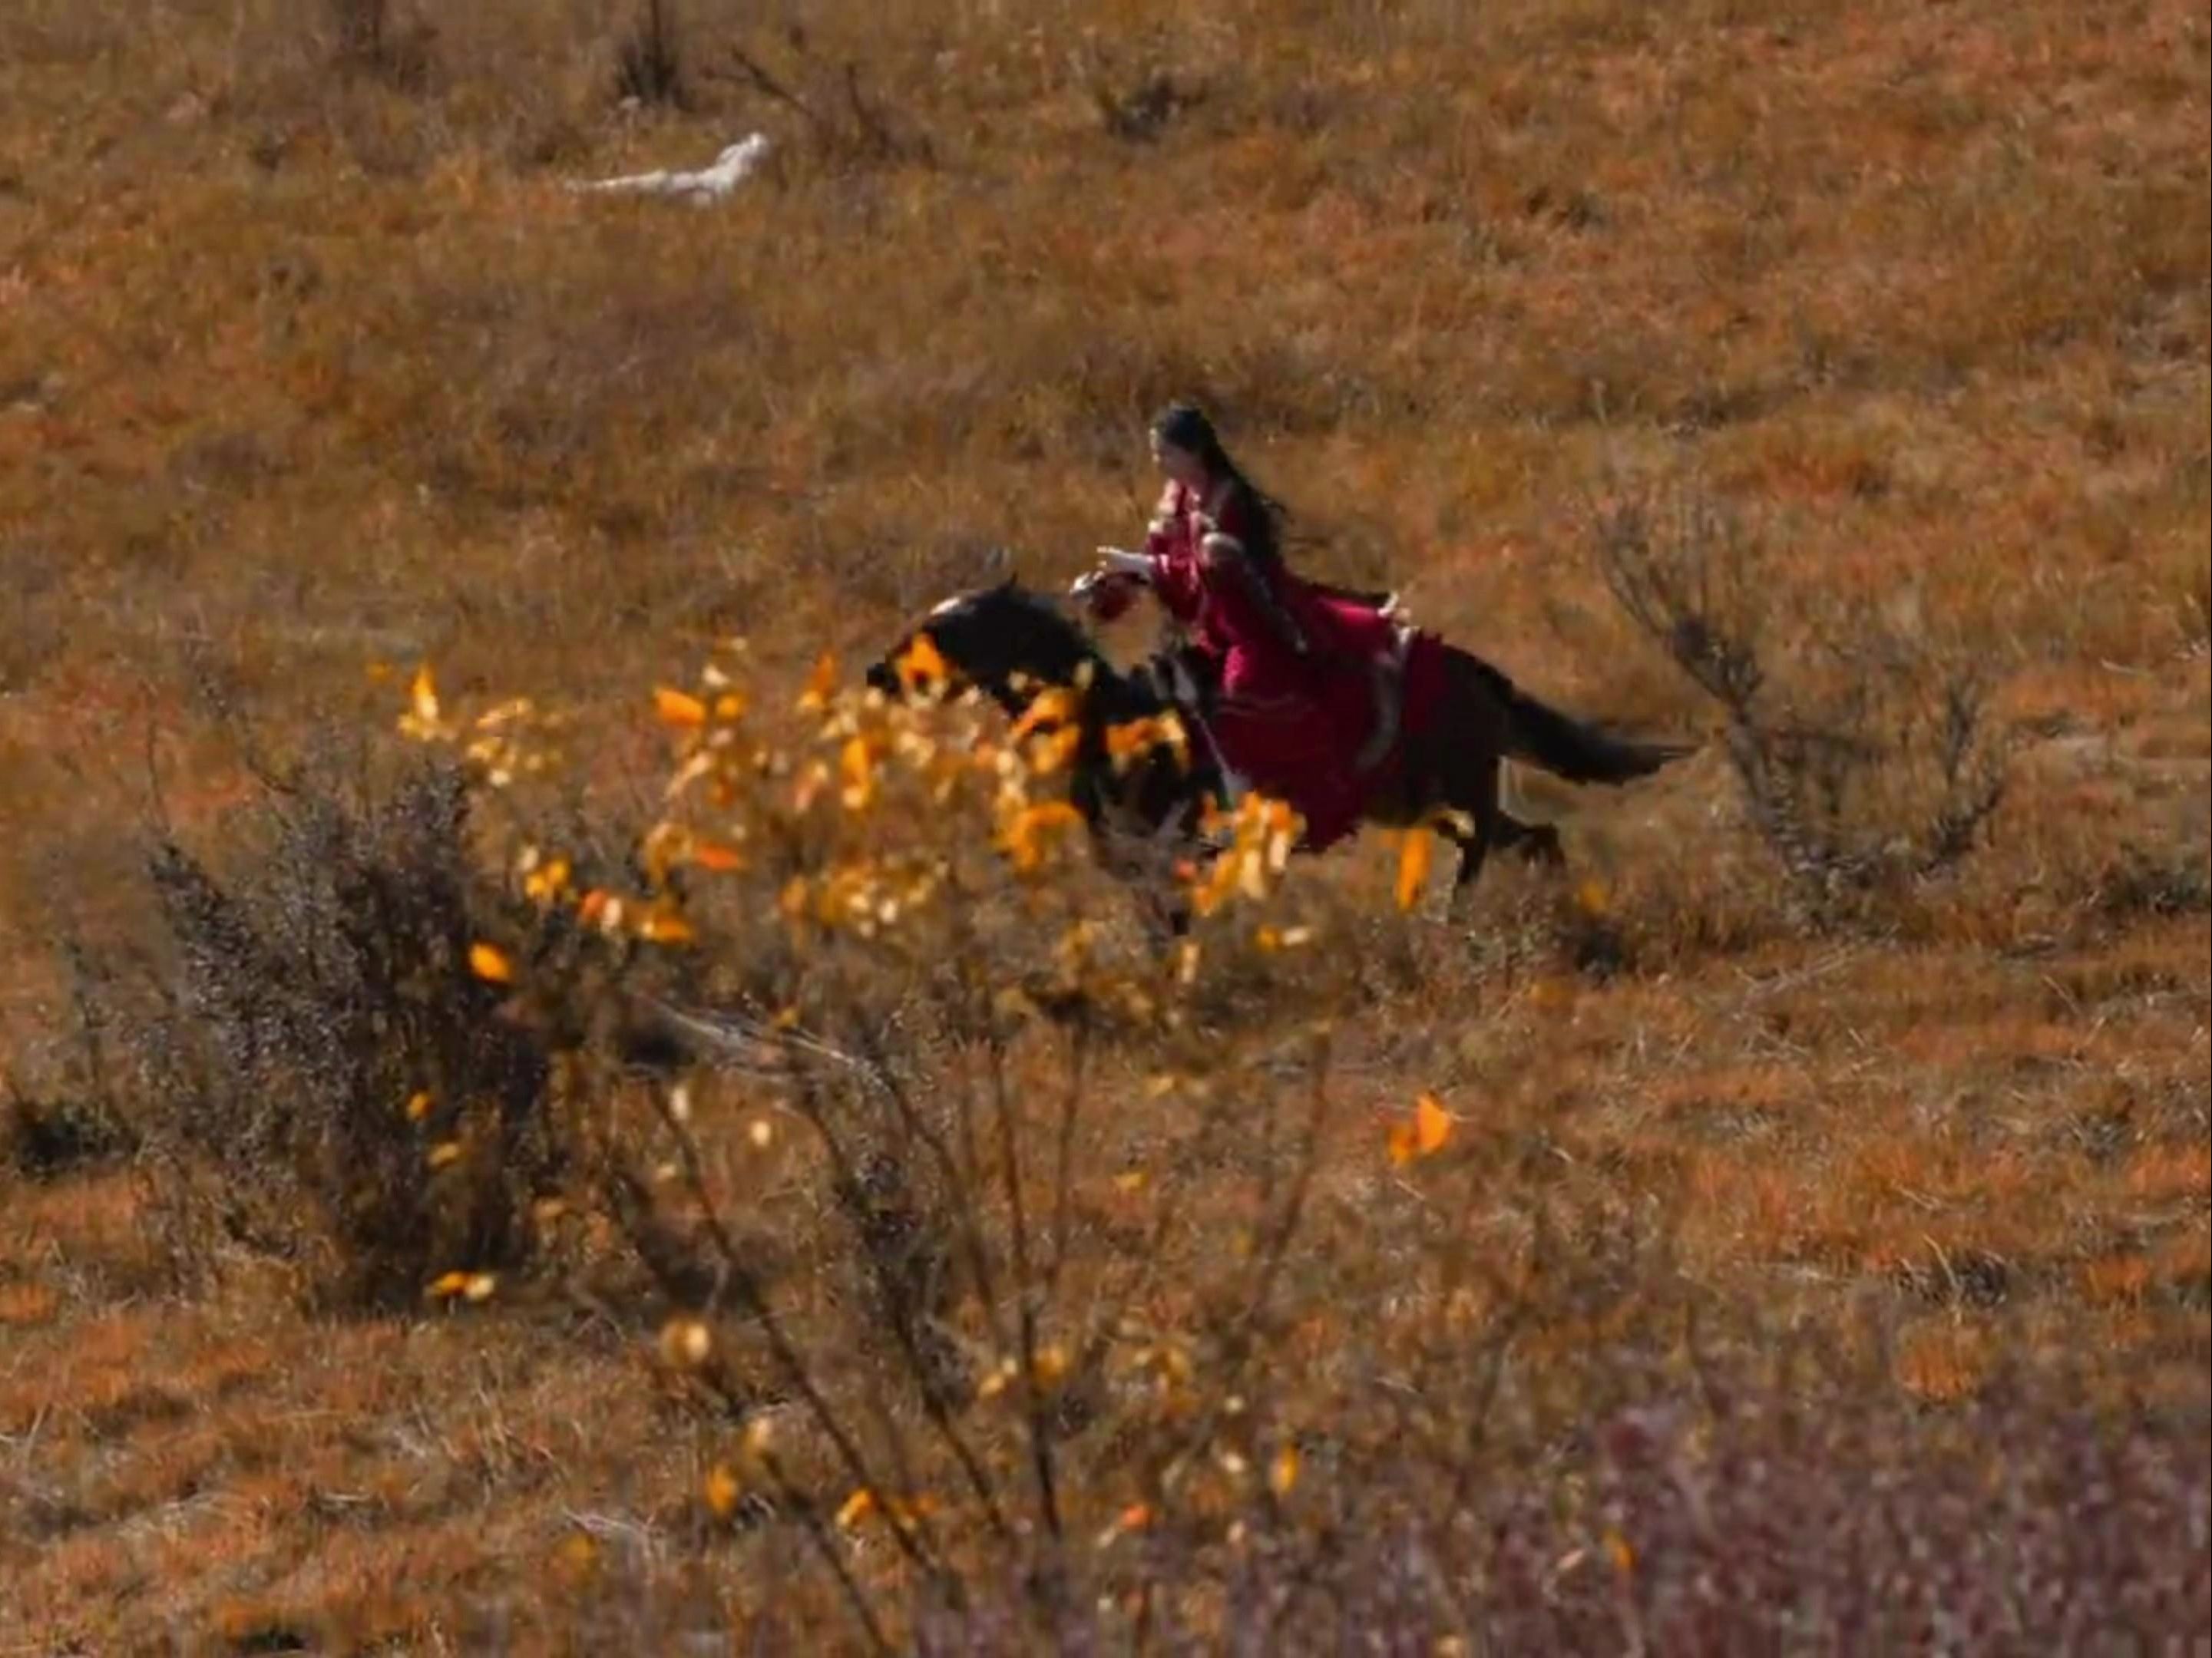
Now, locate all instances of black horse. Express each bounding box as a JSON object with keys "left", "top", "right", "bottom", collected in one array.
[
  {"left": 867, "top": 580, "right": 1689, "bottom": 900},
  {"left": 866, "top": 583, "right": 1224, "bottom": 860}
]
